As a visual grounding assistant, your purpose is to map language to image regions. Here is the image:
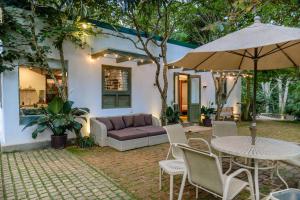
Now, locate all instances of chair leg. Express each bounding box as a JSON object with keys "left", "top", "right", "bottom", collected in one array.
[
  {"left": 225, "top": 157, "right": 232, "bottom": 175},
  {"left": 178, "top": 172, "right": 187, "bottom": 200},
  {"left": 170, "top": 175, "right": 174, "bottom": 200},
  {"left": 159, "top": 167, "right": 162, "bottom": 191},
  {"left": 276, "top": 163, "right": 289, "bottom": 189},
  {"left": 196, "top": 187, "right": 198, "bottom": 199},
  {"left": 166, "top": 145, "right": 171, "bottom": 160}
]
